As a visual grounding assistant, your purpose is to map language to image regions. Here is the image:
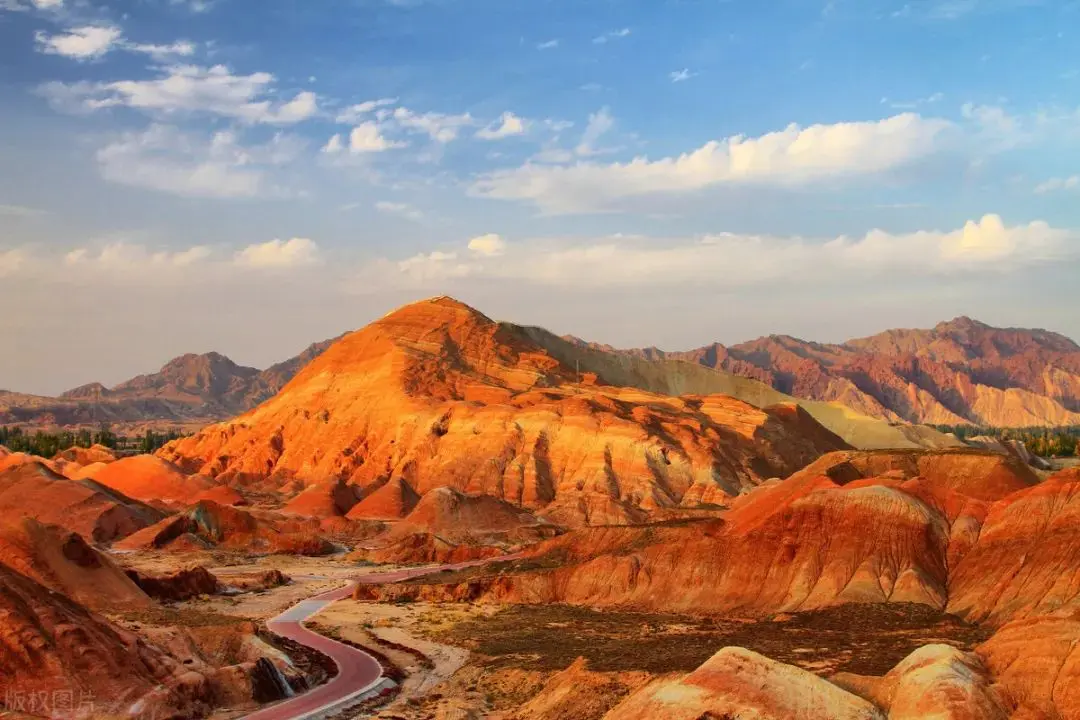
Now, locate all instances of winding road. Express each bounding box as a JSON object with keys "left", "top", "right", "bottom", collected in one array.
[{"left": 241, "top": 558, "right": 508, "bottom": 720}]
